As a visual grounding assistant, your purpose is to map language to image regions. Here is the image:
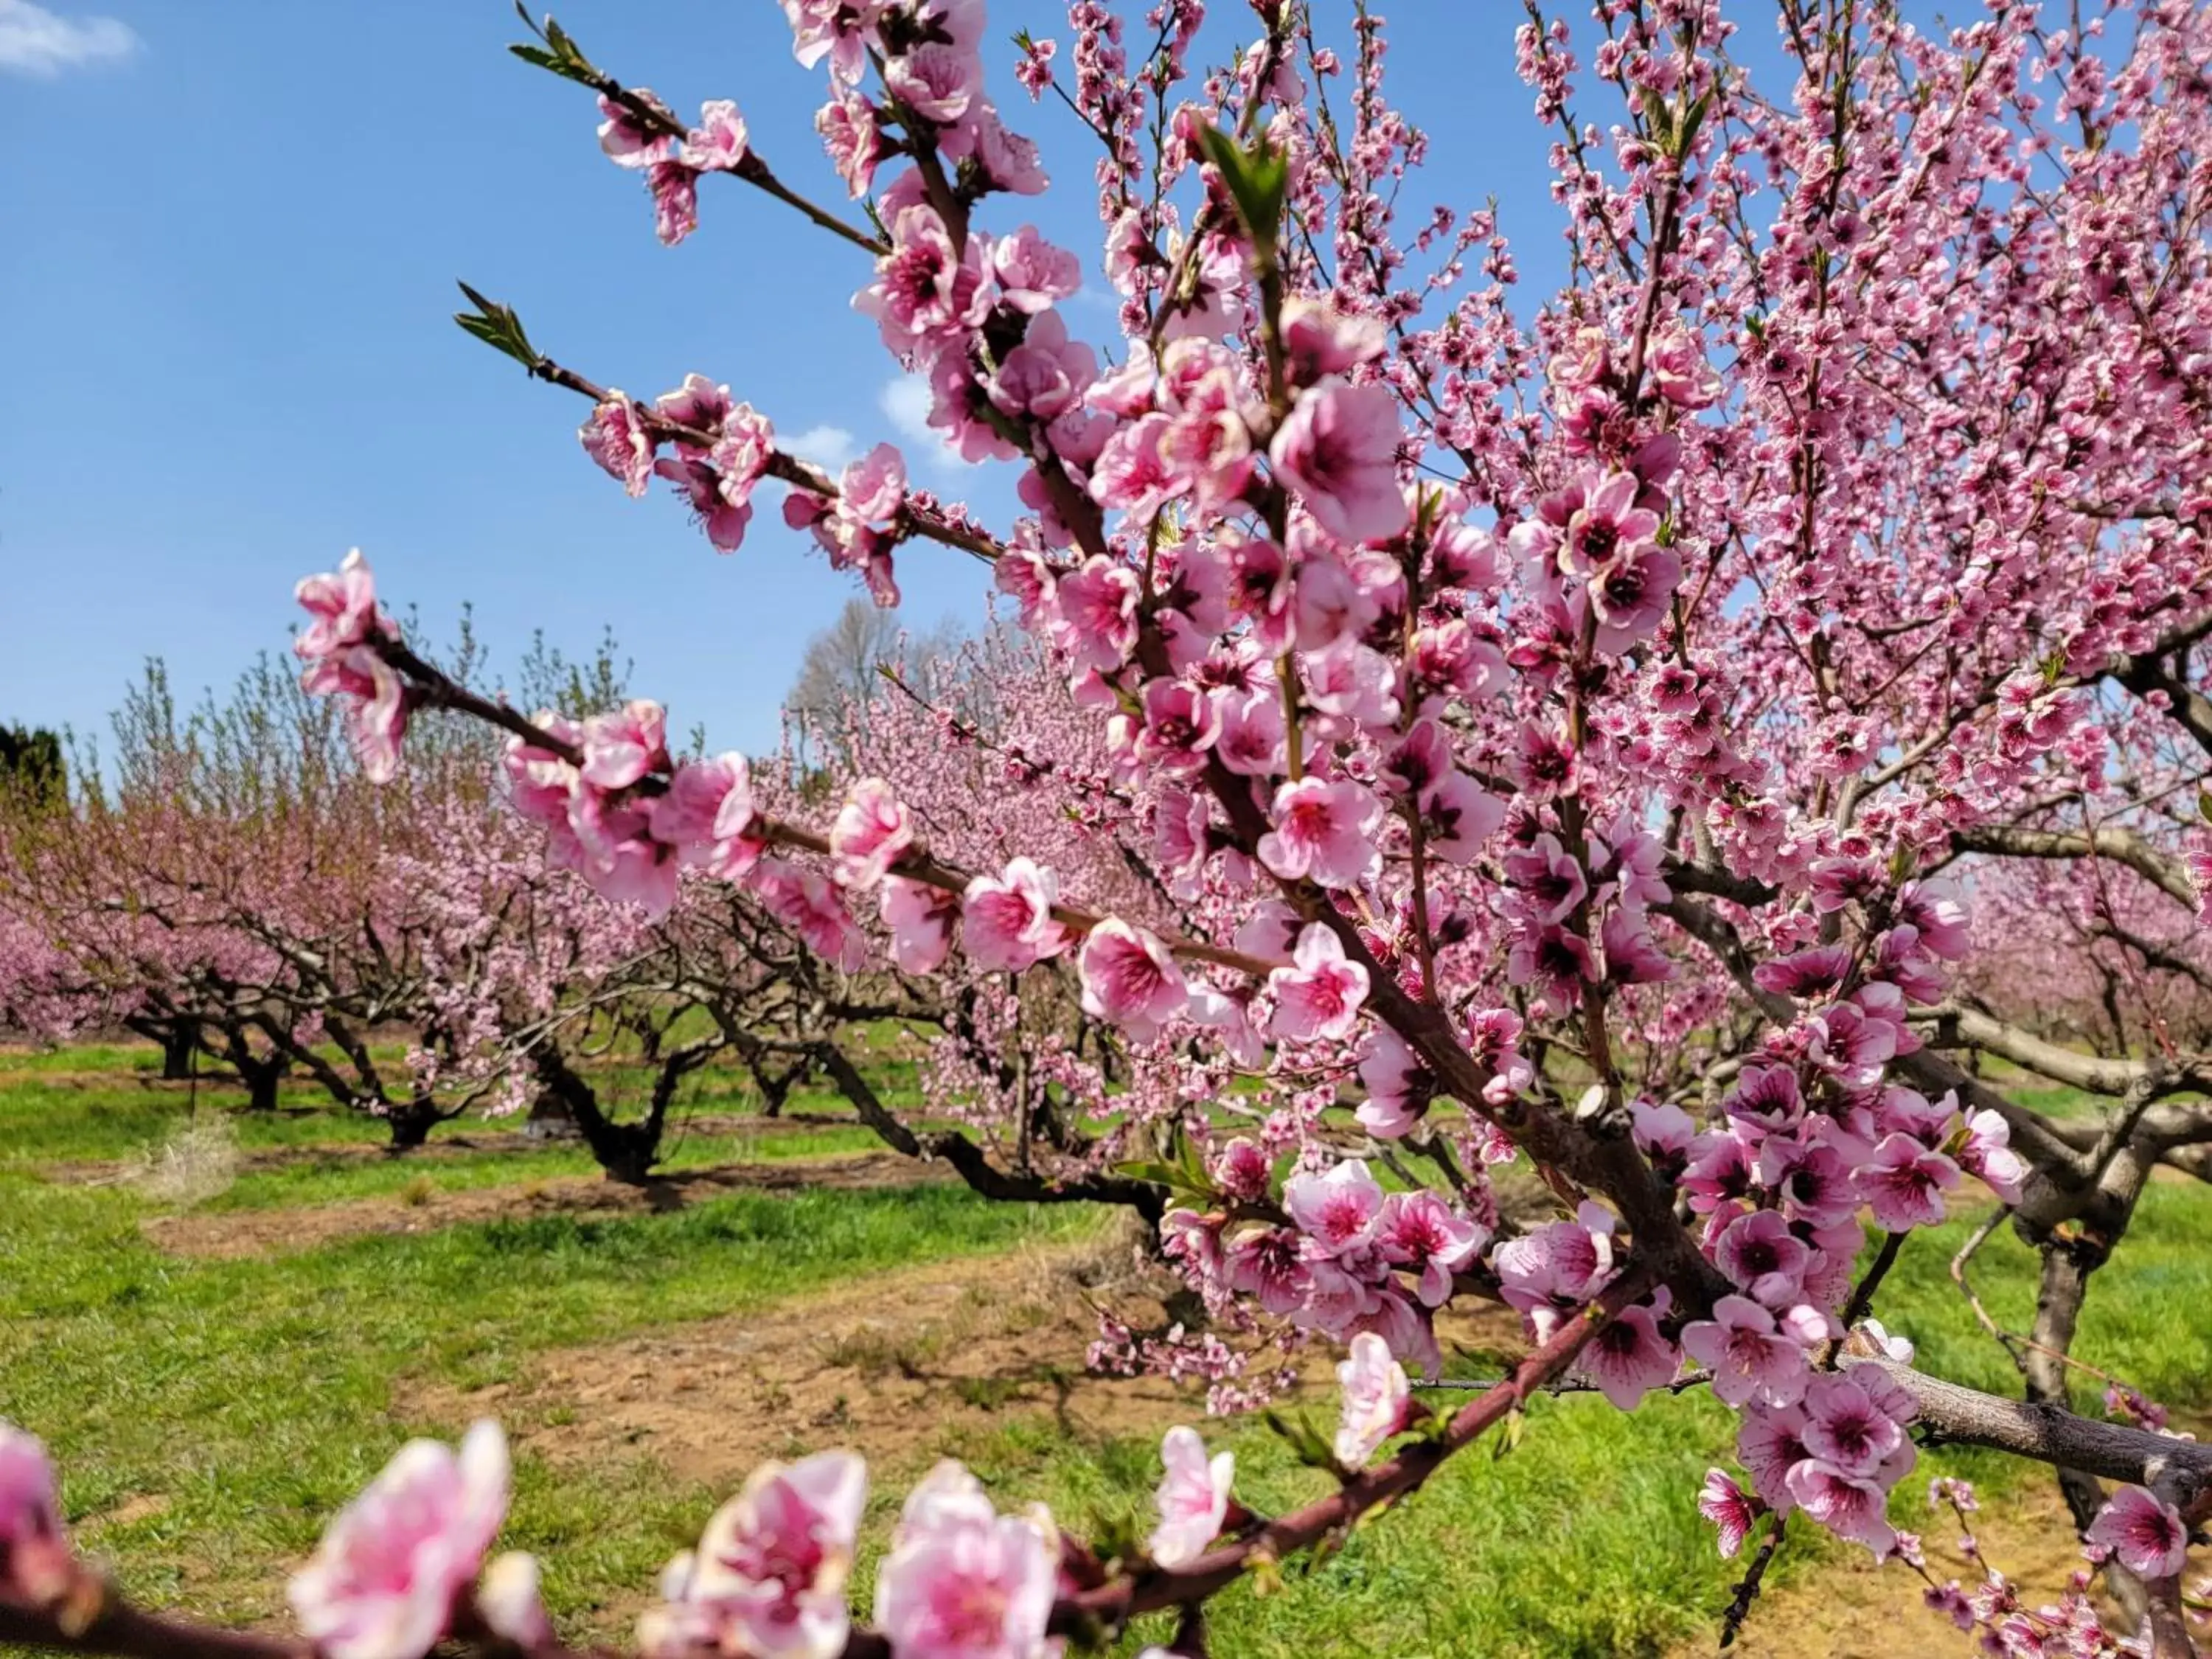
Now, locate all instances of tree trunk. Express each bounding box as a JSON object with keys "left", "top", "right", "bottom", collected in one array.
[
  {"left": 159, "top": 1026, "right": 198, "bottom": 1080},
  {"left": 2017, "top": 1127, "right": 2160, "bottom": 1631},
  {"left": 237, "top": 1058, "right": 285, "bottom": 1113},
  {"left": 531, "top": 1048, "right": 664, "bottom": 1186},
  {"left": 383, "top": 1098, "right": 444, "bottom": 1151}
]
